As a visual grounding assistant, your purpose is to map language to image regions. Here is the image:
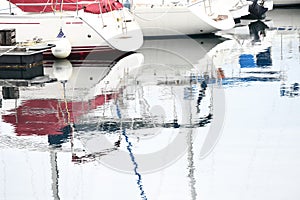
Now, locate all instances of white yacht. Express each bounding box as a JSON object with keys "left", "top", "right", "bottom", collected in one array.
[
  {"left": 124, "top": 0, "right": 236, "bottom": 36},
  {"left": 0, "top": 0, "right": 143, "bottom": 54}
]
